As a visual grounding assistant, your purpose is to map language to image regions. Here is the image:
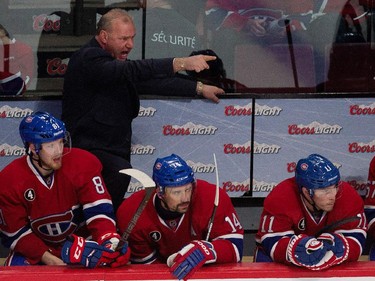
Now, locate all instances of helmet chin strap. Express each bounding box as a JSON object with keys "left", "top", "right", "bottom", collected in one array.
[
  {"left": 302, "top": 191, "right": 322, "bottom": 216},
  {"left": 155, "top": 195, "right": 182, "bottom": 218},
  {"left": 36, "top": 160, "right": 53, "bottom": 172},
  {"left": 27, "top": 149, "right": 53, "bottom": 173},
  {"left": 159, "top": 196, "right": 177, "bottom": 213}
]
